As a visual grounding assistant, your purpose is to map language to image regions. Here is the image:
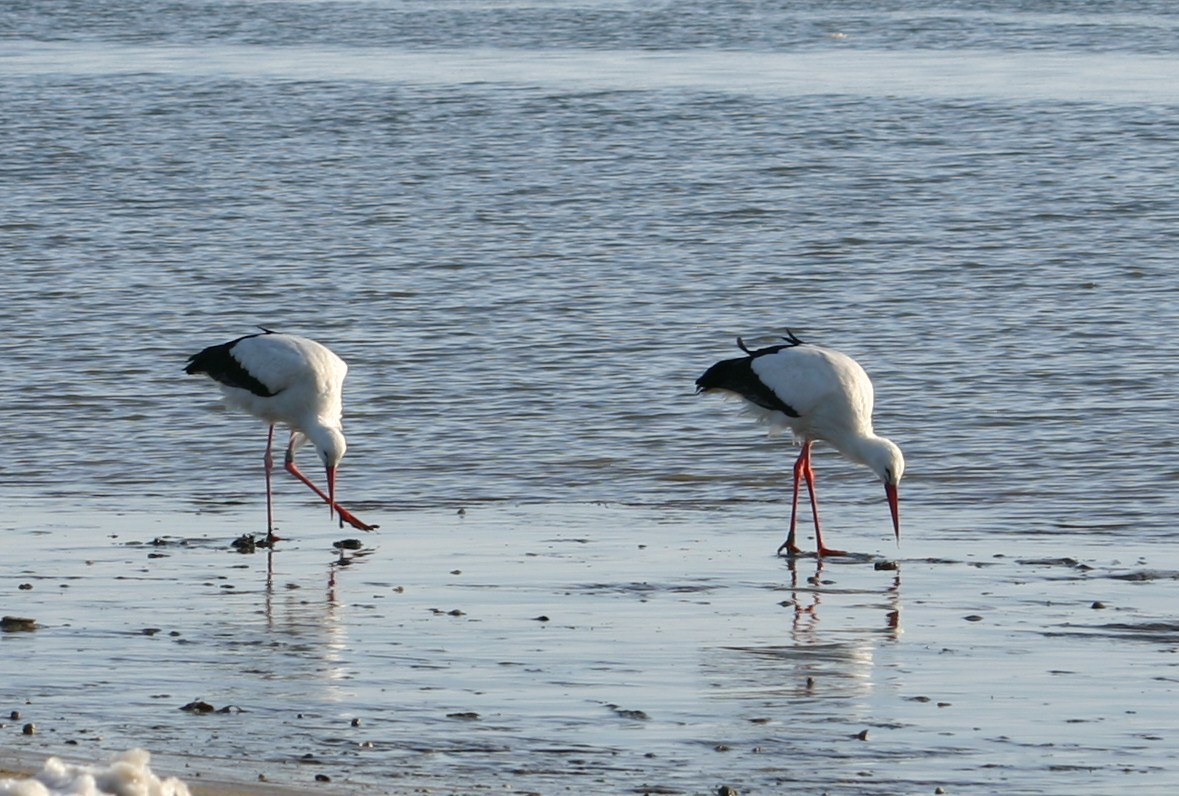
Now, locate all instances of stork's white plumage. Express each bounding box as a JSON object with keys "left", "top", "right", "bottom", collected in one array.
[
  {"left": 184, "top": 328, "right": 377, "bottom": 539},
  {"left": 696, "top": 331, "right": 903, "bottom": 556}
]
